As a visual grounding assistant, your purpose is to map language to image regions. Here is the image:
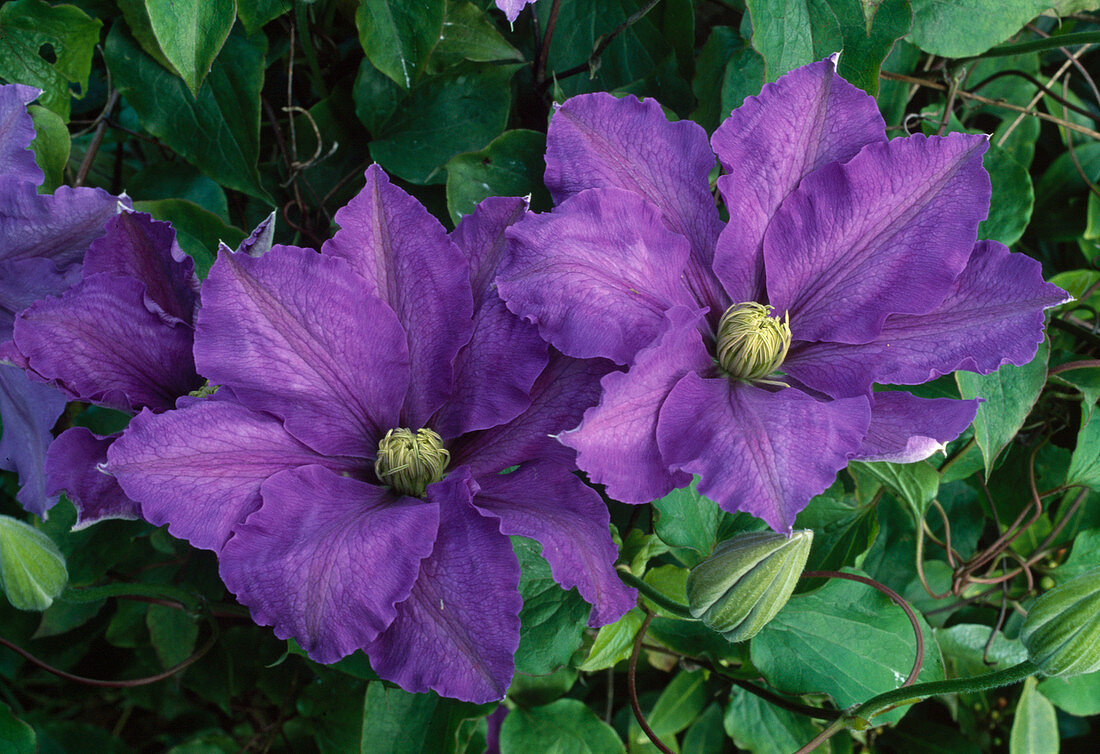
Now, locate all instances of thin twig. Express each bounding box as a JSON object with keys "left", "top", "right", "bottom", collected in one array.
[
  {"left": 881, "top": 71, "right": 1100, "bottom": 142},
  {"left": 75, "top": 90, "right": 120, "bottom": 187},
  {"left": 542, "top": 0, "right": 664, "bottom": 88},
  {"left": 995, "top": 45, "right": 1091, "bottom": 147},
  {"left": 628, "top": 610, "right": 675, "bottom": 754},
  {"left": 535, "top": 0, "right": 561, "bottom": 86}
]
